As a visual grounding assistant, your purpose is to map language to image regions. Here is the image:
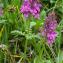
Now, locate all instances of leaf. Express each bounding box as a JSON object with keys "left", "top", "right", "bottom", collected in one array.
[
  {"left": 46, "top": 60, "right": 51, "bottom": 63},
  {"left": 56, "top": 51, "right": 63, "bottom": 63},
  {"left": 30, "top": 21, "right": 36, "bottom": 28},
  {"left": 0, "top": 20, "right": 7, "bottom": 24},
  {"left": 0, "top": 3, "right": 4, "bottom": 8},
  {"left": 0, "top": 26, "right": 4, "bottom": 39},
  {"left": 11, "top": 30, "right": 25, "bottom": 36},
  {"left": 40, "top": 10, "right": 46, "bottom": 22},
  {"left": 26, "top": 33, "right": 40, "bottom": 40},
  {"left": 50, "top": 0, "right": 56, "bottom": 3},
  {"left": 34, "top": 57, "right": 44, "bottom": 63}
]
